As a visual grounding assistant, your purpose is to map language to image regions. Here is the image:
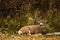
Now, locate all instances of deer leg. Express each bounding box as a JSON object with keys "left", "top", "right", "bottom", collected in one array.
[
  {"left": 27, "top": 30, "right": 31, "bottom": 35},
  {"left": 27, "top": 27, "right": 31, "bottom": 35}
]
